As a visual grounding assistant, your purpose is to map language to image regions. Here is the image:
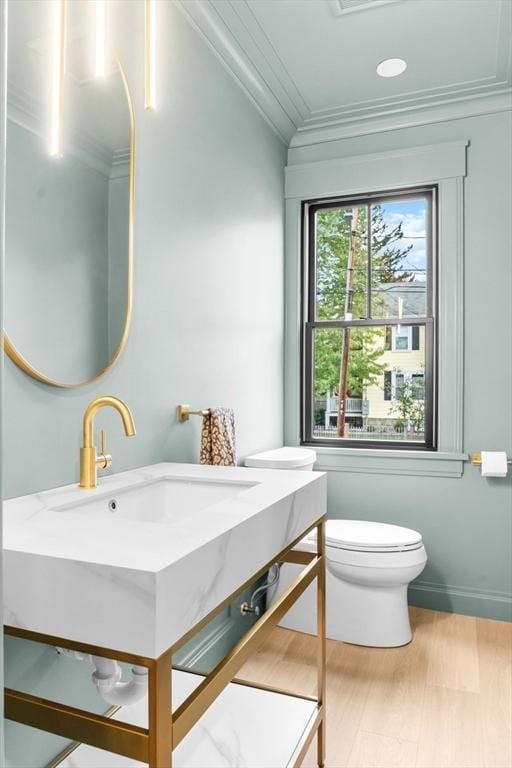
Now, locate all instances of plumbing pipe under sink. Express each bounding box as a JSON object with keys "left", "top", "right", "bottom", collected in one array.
[{"left": 57, "top": 648, "right": 148, "bottom": 706}]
